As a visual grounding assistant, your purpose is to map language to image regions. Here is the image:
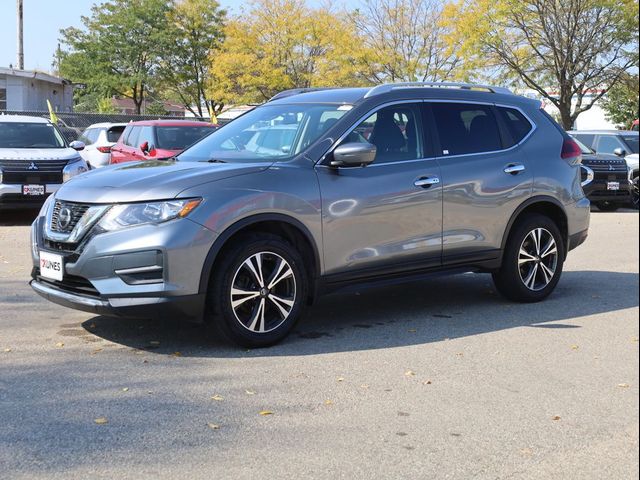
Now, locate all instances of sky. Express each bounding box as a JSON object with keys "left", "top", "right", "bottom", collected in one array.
[{"left": 0, "top": 0, "right": 357, "bottom": 73}]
